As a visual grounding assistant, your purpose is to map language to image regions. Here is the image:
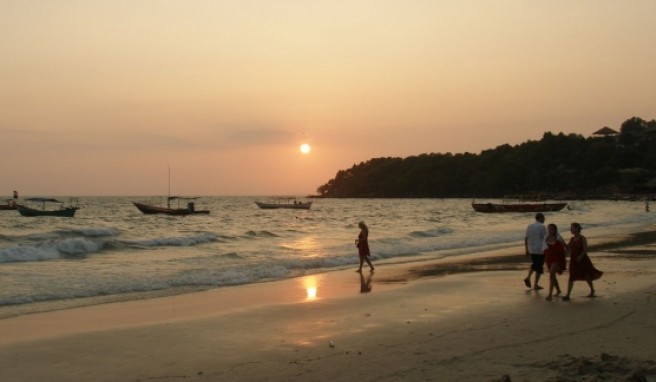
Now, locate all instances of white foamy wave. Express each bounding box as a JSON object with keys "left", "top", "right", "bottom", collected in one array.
[
  {"left": 372, "top": 230, "right": 522, "bottom": 260},
  {"left": 56, "top": 238, "right": 103, "bottom": 256},
  {"left": 0, "top": 237, "right": 105, "bottom": 263},
  {"left": 126, "top": 232, "right": 218, "bottom": 247}
]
